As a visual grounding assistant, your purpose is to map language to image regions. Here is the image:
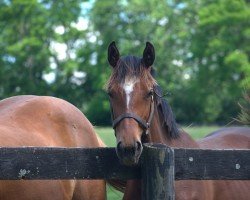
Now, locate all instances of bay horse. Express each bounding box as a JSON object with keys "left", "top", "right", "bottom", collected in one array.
[
  {"left": 0, "top": 95, "right": 106, "bottom": 200},
  {"left": 107, "top": 41, "right": 250, "bottom": 200}
]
